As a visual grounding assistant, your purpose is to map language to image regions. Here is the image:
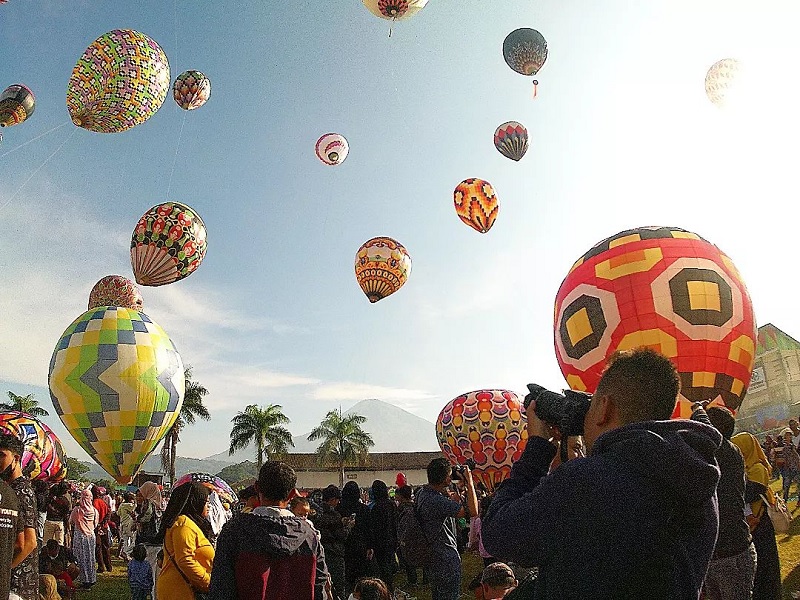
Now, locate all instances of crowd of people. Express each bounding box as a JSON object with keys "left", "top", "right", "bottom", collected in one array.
[{"left": 0, "top": 346, "right": 795, "bottom": 599}]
